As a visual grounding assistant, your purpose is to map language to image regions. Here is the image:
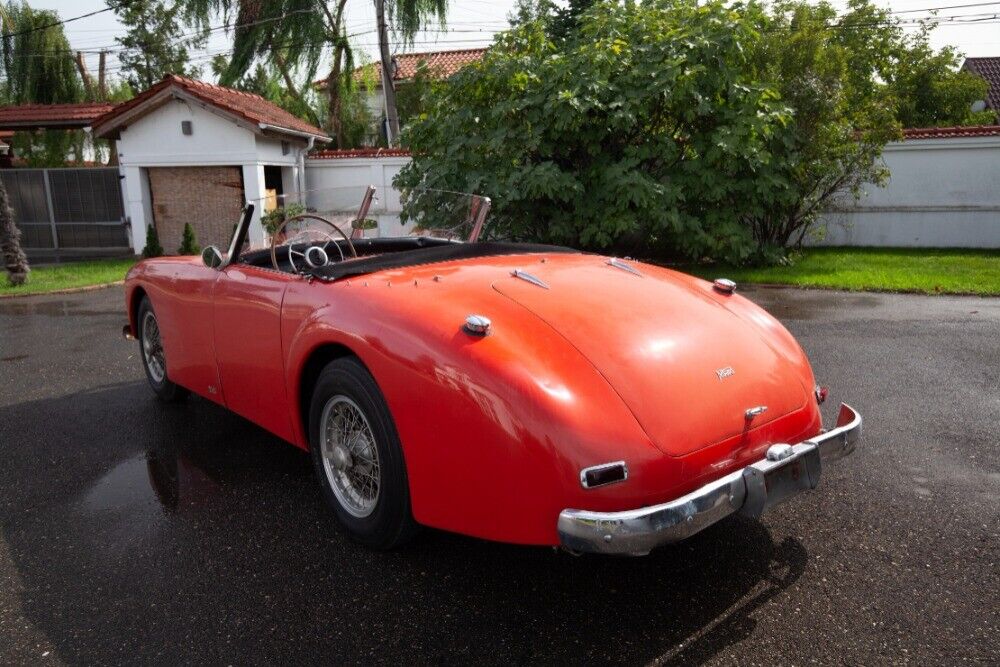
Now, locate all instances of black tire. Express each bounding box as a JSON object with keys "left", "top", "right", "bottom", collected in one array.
[
  {"left": 309, "top": 357, "right": 418, "bottom": 549},
  {"left": 137, "top": 296, "right": 189, "bottom": 403}
]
